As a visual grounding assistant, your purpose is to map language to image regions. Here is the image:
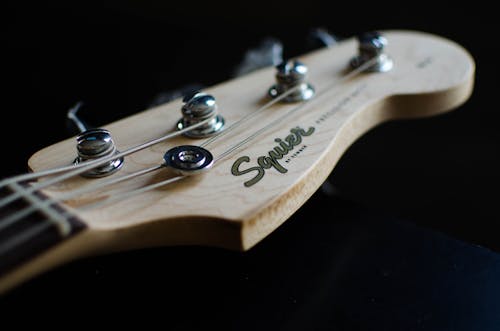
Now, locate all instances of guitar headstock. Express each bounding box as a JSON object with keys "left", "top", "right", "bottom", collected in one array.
[{"left": 27, "top": 30, "right": 474, "bottom": 251}]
